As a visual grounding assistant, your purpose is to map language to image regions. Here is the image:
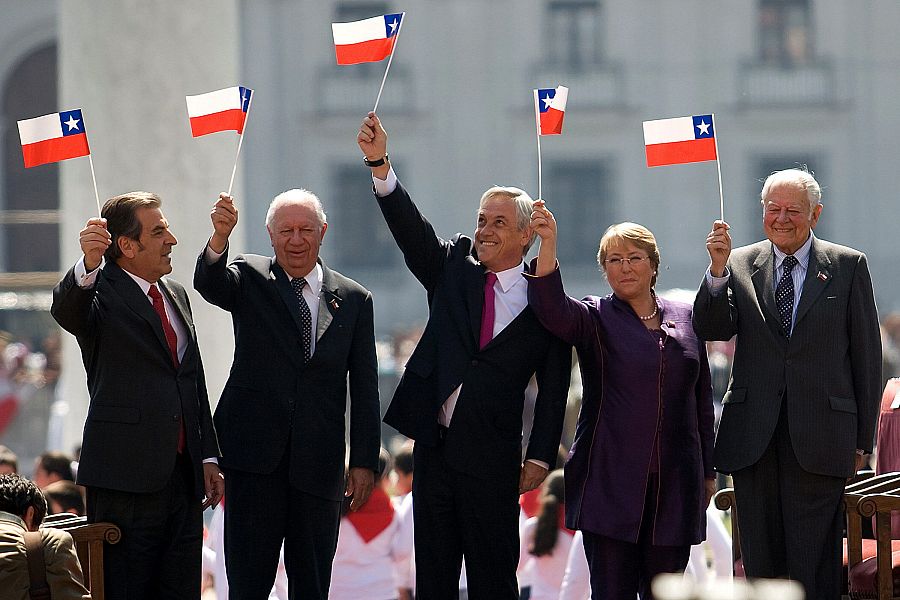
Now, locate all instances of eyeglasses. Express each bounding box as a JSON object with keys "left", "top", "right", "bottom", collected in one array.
[{"left": 604, "top": 256, "right": 651, "bottom": 268}]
